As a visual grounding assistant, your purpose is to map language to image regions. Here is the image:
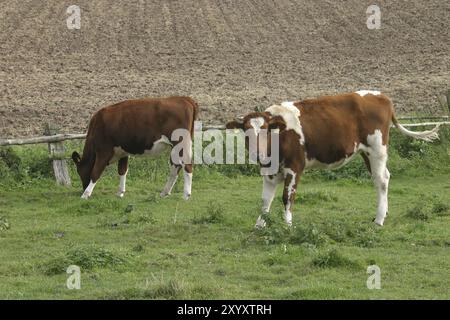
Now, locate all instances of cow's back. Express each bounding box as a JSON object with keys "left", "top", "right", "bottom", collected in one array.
[
  {"left": 296, "top": 93, "right": 393, "bottom": 164},
  {"left": 88, "top": 96, "right": 196, "bottom": 155}
]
